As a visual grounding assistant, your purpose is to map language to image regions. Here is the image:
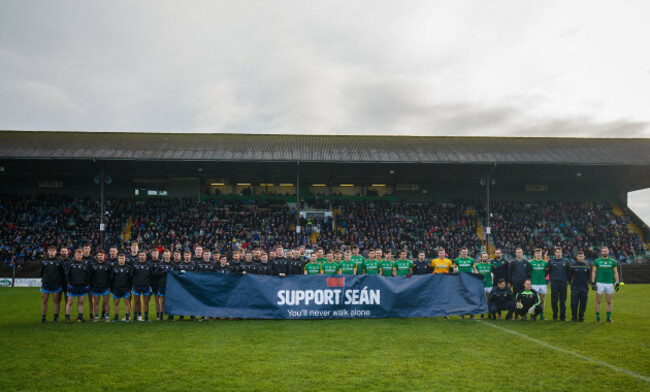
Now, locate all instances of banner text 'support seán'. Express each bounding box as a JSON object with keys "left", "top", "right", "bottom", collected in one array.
[{"left": 165, "top": 271, "right": 488, "bottom": 319}]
